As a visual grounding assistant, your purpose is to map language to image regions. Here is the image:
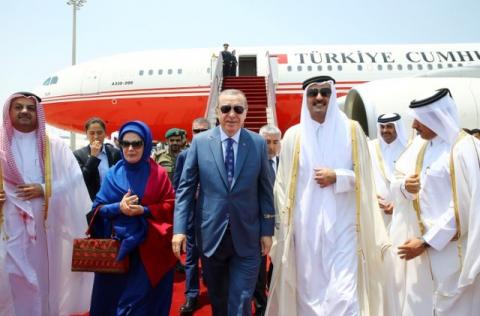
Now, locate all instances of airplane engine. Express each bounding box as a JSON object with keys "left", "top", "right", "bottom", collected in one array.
[{"left": 343, "top": 77, "right": 480, "bottom": 138}]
